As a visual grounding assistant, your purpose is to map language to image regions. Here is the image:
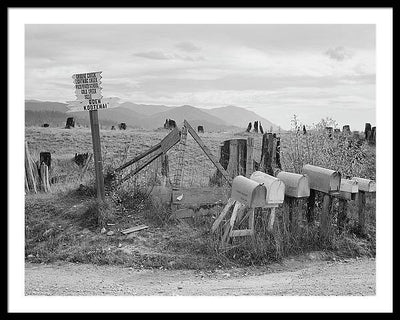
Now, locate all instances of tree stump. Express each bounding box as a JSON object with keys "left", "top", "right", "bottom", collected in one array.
[
  {"left": 65, "top": 117, "right": 75, "bottom": 129},
  {"left": 371, "top": 126, "right": 376, "bottom": 144},
  {"left": 246, "top": 122, "right": 252, "bottom": 132},
  {"left": 253, "top": 121, "right": 258, "bottom": 133},
  {"left": 260, "top": 133, "right": 282, "bottom": 176},
  {"left": 213, "top": 138, "right": 250, "bottom": 184},
  {"left": 364, "top": 123, "right": 372, "bottom": 141},
  {"left": 343, "top": 125, "right": 351, "bottom": 133},
  {"left": 40, "top": 152, "right": 51, "bottom": 170}
]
